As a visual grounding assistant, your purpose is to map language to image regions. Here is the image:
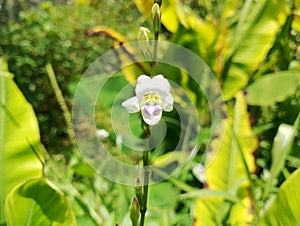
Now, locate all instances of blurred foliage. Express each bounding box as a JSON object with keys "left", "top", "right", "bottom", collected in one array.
[
  {"left": 0, "top": 0, "right": 140, "bottom": 155},
  {"left": 1, "top": 0, "right": 300, "bottom": 225}
]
